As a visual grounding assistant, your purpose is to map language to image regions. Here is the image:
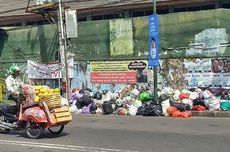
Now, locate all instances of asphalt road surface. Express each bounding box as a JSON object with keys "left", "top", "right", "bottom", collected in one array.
[{"left": 0, "top": 114, "right": 230, "bottom": 152}]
